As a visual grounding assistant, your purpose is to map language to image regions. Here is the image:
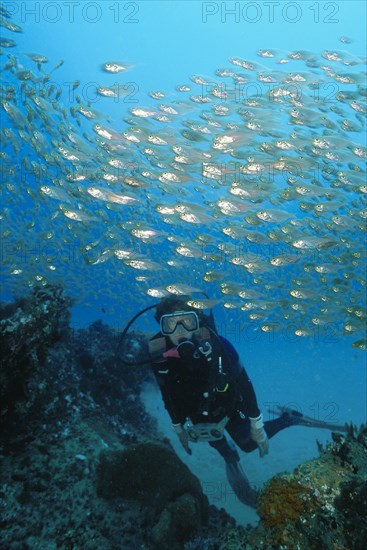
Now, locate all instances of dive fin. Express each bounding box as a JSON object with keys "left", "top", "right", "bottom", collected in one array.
[
  {"left": 225, "top": 461, "right": 258, "bottom": 508},
  {"left": 275, "top": 406, "right": 349, "bottom": 432}
]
